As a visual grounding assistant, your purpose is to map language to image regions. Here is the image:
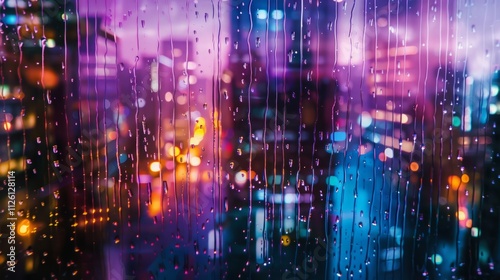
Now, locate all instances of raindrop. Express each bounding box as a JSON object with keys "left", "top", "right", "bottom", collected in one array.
[{"left": 26, "top": 246, "right": 34, "bottom": 256}]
